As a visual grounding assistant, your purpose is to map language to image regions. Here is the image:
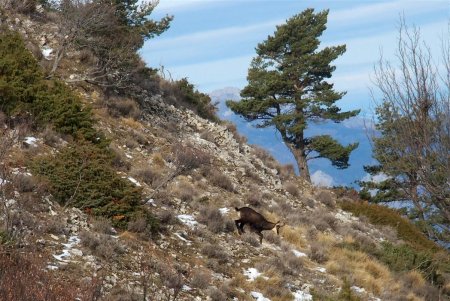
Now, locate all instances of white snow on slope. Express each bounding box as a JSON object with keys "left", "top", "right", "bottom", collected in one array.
[{"left": 177, "top": 214, "right": 198, "bottom": 228}]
